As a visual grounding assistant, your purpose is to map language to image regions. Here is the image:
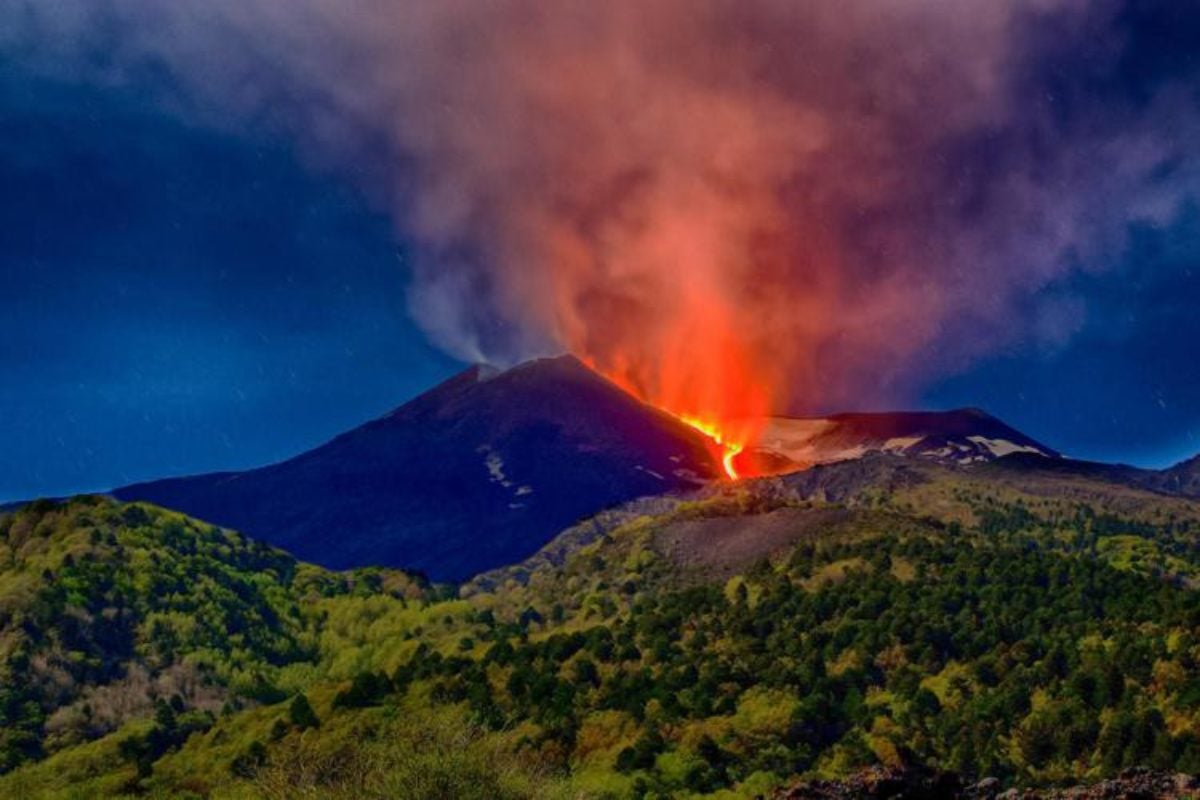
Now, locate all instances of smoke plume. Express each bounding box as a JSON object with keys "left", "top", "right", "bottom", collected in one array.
[{"left": 6, "top": 0, "right": 1199, "bottom": 419}]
